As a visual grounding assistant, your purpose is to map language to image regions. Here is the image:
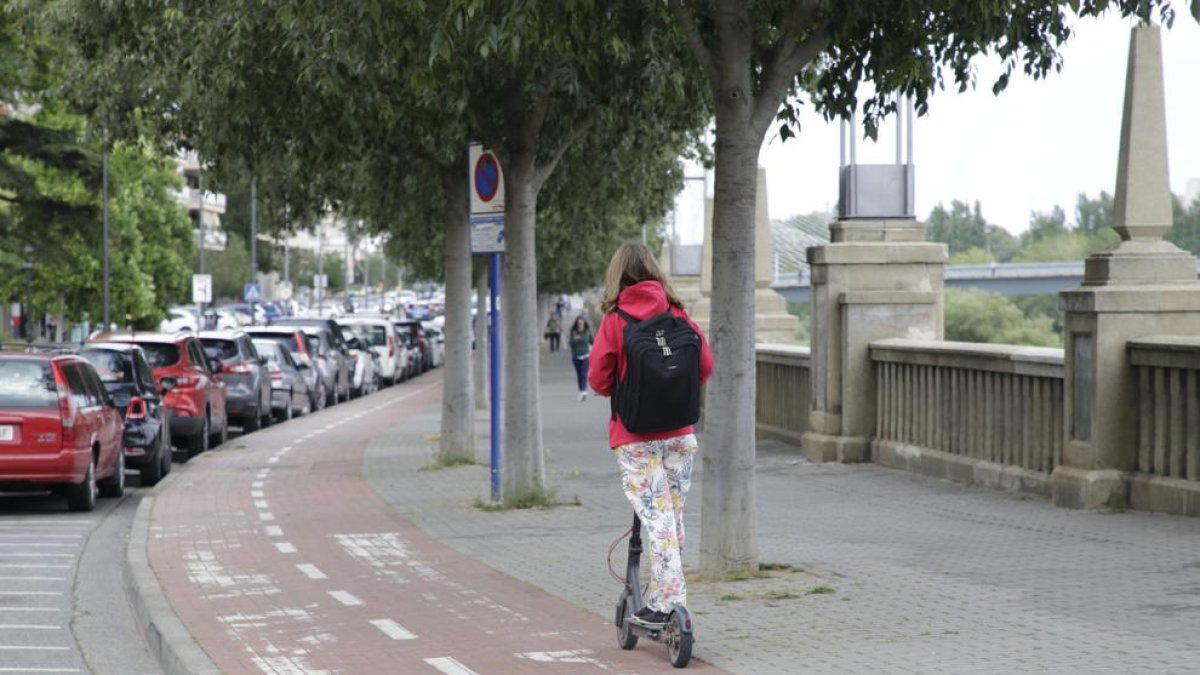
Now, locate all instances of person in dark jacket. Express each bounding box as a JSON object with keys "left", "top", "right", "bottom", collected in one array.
[
  {"left": 588, "top": 242, "right": 714, "bottom": 627},
  {"left": 568, "top": 316, "right": 593, "bottom": 401}
]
